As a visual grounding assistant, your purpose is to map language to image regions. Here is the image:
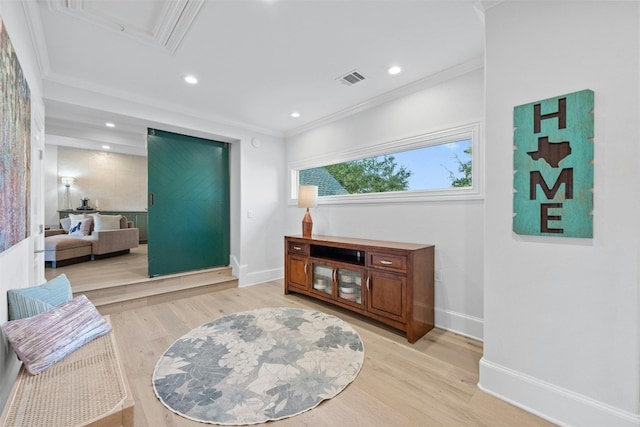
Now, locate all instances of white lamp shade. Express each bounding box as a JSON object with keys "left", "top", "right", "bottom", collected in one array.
[
  {"left": 60, "top": 177, "right": 75, "bottom": 186},
  {"left": 298, "top": 185, "right": 318, "bottom": 208}
]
